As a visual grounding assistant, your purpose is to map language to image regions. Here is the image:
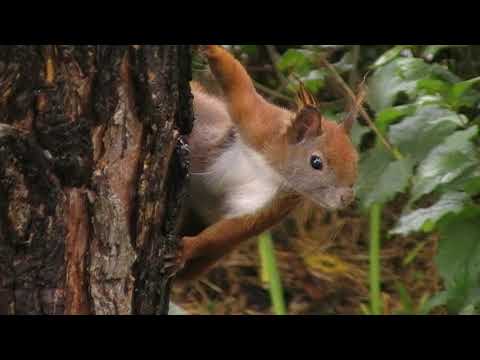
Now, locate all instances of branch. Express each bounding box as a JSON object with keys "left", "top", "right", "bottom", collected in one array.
[
  {"left": 318, "top": 56, "right": 403, "bottom": 160},
  {"left": 254, "top": 80, "right": 296, "bottom": 105},
  {"left": 265, "top": 45, "right": 290, "bottom": 90}
]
